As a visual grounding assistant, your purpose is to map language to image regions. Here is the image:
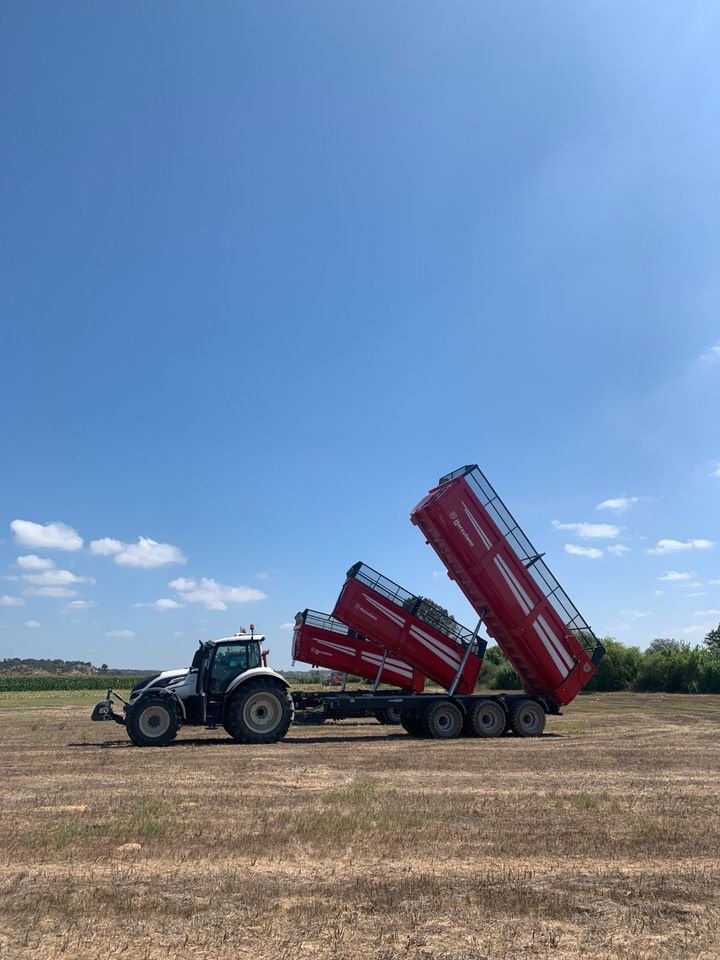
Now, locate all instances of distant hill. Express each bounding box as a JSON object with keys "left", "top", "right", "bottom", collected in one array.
[{"left": 0, "top": 658, "right": 157, "bottom": 677}]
